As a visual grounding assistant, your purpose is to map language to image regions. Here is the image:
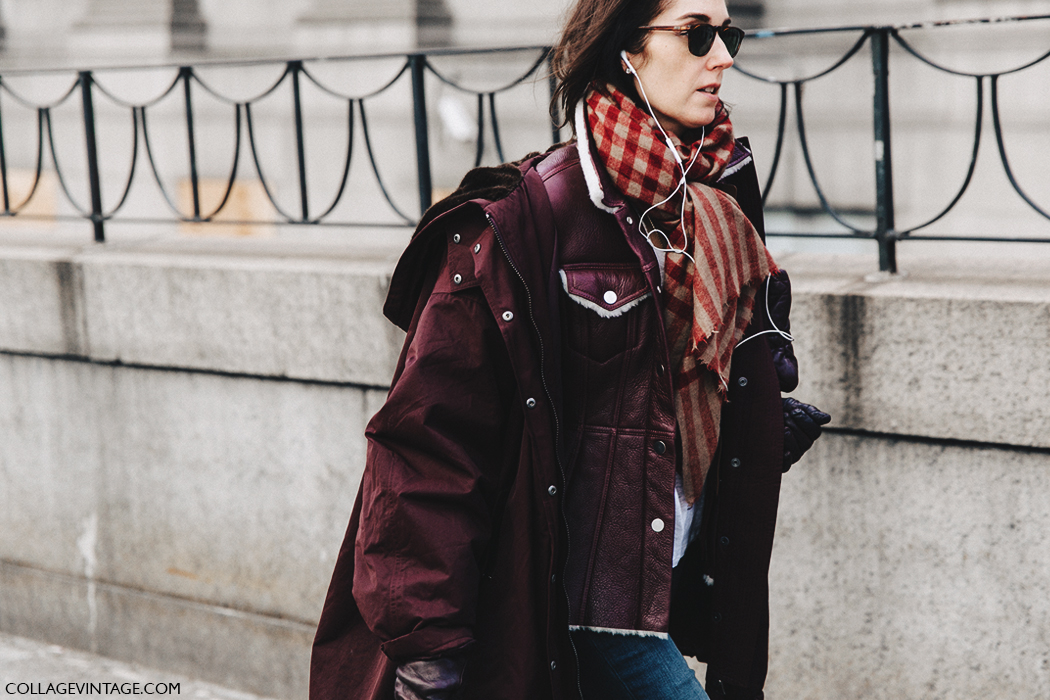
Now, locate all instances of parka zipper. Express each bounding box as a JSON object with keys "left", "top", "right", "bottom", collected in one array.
[{"left": 485, "top": 211, "right": 584, "bottom": 700}]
